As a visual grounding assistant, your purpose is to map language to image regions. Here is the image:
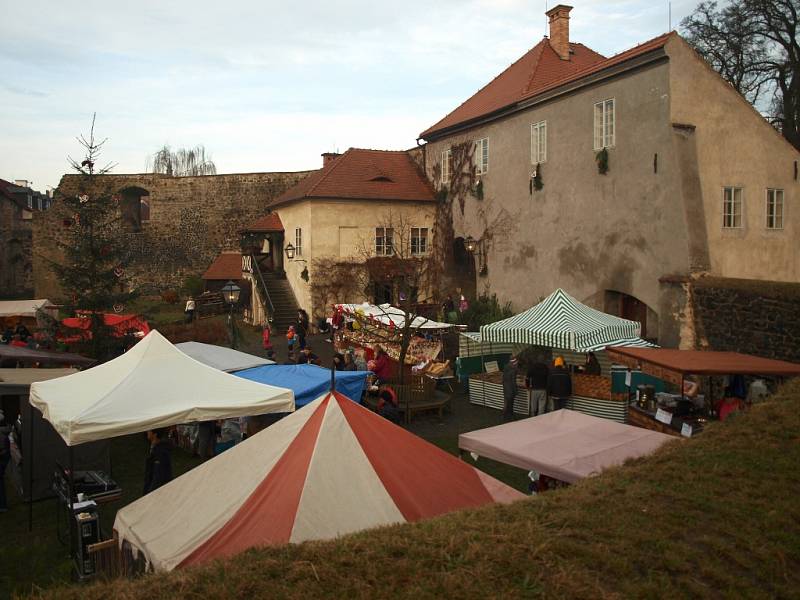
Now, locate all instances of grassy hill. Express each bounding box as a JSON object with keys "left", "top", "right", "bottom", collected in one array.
[{"left": 27, "top": 380, "right": 800, "bottom": 599}]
